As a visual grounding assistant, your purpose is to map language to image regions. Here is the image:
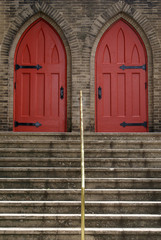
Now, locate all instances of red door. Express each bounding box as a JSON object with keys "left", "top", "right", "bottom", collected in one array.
[
  {"left": 14, "top": 19, "right": 67, "bottom": 132},
  {"left": 96, "top": 19, "right": 148, "bottom": 132}
]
